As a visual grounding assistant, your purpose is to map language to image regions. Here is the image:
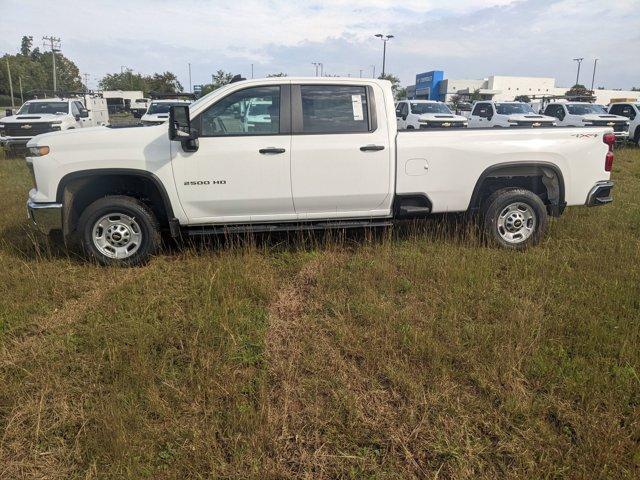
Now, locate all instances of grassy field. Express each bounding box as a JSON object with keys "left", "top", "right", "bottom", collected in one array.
[{"left": 0, "top": 147, "right": 639, "bottom": 479}]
